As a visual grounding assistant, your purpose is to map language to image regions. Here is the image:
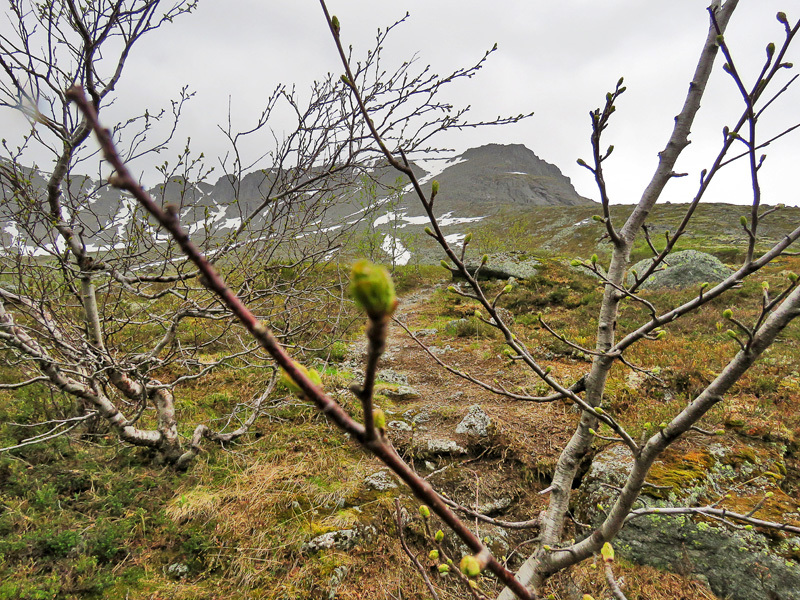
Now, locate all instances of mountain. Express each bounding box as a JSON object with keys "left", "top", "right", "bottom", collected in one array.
[{"left": 418, "top": 144, "right": 592, "bottom": 213}]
